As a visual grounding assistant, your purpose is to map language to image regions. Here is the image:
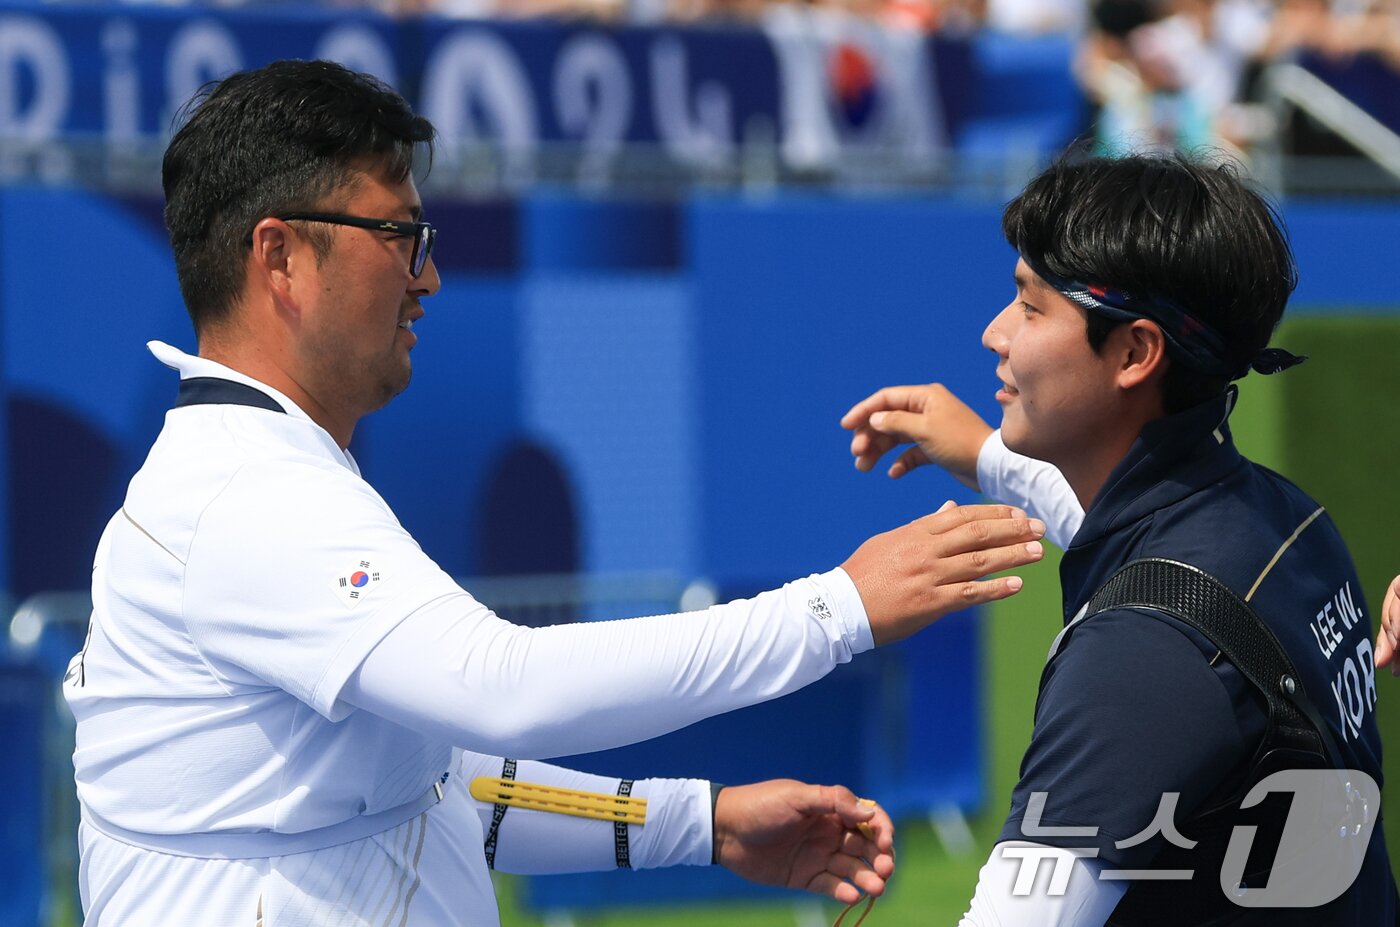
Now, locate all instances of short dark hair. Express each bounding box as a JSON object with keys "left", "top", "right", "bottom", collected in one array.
[
  {"left": 162, "top": 59, "right": 435, "bottom": 331},
  {"left": 1002, "top": 152, "right": 1298, "bottom": 412}
]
